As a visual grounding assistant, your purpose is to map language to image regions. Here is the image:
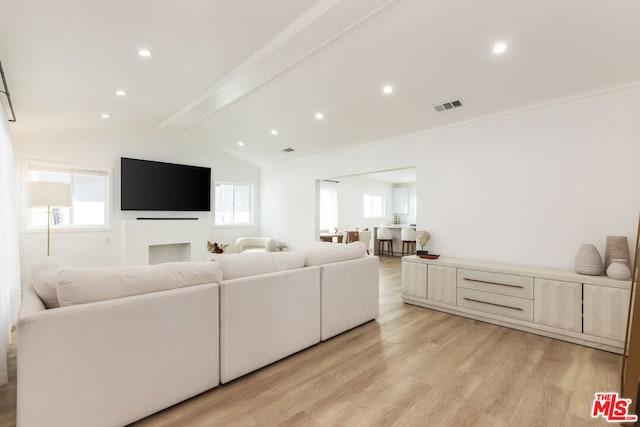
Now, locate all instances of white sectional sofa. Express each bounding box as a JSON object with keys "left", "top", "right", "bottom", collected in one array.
[{"left": 17, "top": 242, "right": 379, "bottom": 427}]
